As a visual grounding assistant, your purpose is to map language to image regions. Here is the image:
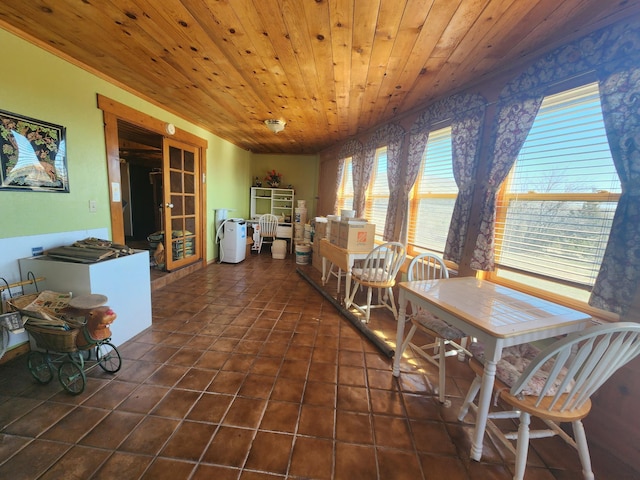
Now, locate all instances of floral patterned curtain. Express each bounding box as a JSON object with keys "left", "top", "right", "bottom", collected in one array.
[
  {"left": 399, "top": 129, "right": 429, "bottom": 242},
  {"left": 372, "top": 124, "right": 404, "bottom": 240},
  {"left": 589, "top": 66, "right": 640, "bottom": 316},
  {"left": 470, "top": 93, "right": 544, "bottom": 271},
  {"left": 335, "top": 139, "right": 362, "bottom": 214},
  {"left": 353, "top": 138, "right": 376, "bottom": 218},
  {"left": 354, "top": 124, "right": 404, "bottom": 220},
  {"left": 443, "top": 96, "right": 486, "bottom": 263}
]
